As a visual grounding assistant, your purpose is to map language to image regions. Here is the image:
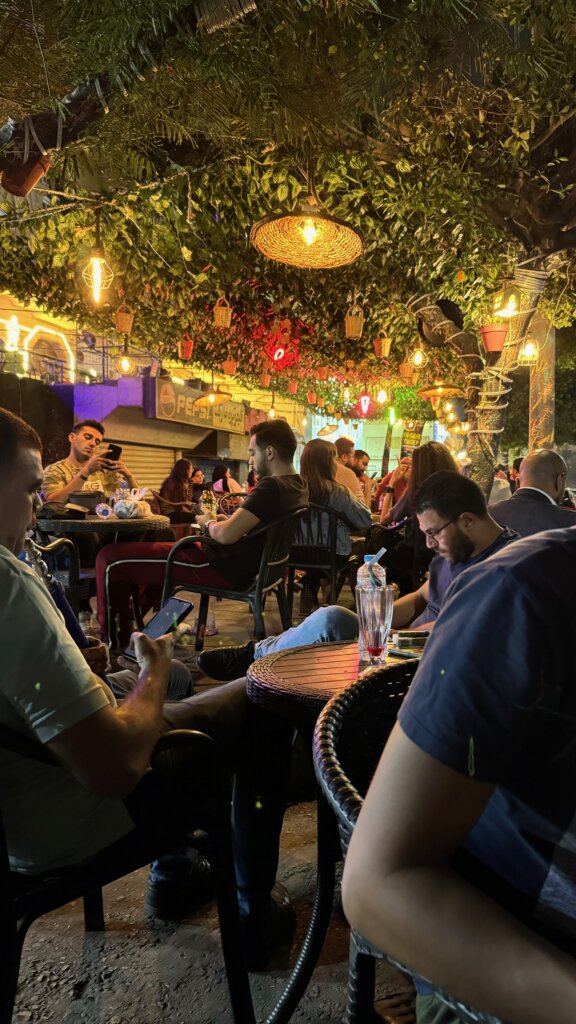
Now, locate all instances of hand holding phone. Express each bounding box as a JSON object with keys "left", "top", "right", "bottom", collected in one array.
[
  {"left": 123, "top": 597, "right": 194, "bottom": 660},
  {"left": 105, "top": 443, "right": 122, "bottom": 462}
]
